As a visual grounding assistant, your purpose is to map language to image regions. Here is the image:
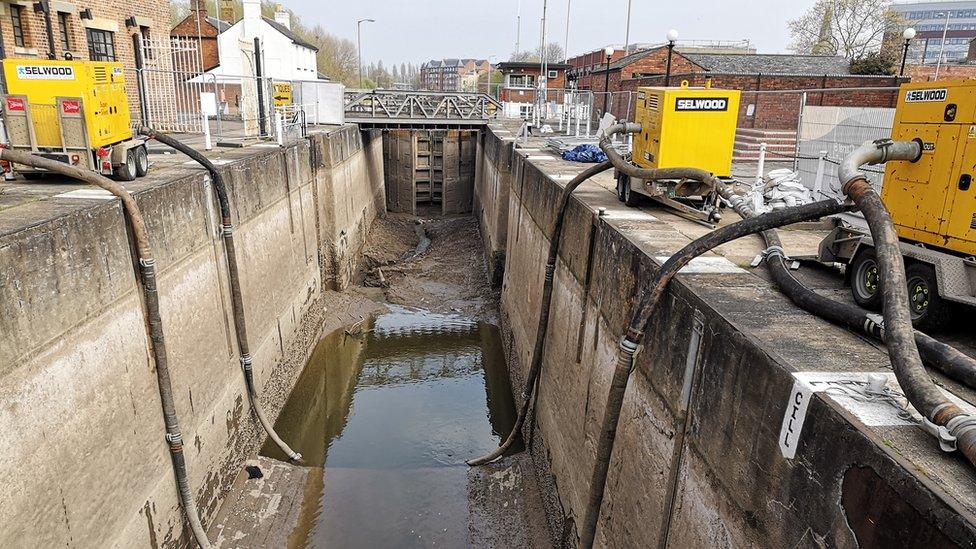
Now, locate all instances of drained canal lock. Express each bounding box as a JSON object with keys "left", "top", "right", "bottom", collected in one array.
[{"left": 261, "top": 305, "right": 523, "bottom": 547}]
